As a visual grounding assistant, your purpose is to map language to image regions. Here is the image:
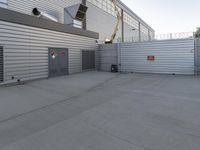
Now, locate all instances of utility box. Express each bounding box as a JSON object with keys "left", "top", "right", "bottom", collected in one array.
[{"left": 64, "top": 3, "right": 88, "bottom": 28}]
